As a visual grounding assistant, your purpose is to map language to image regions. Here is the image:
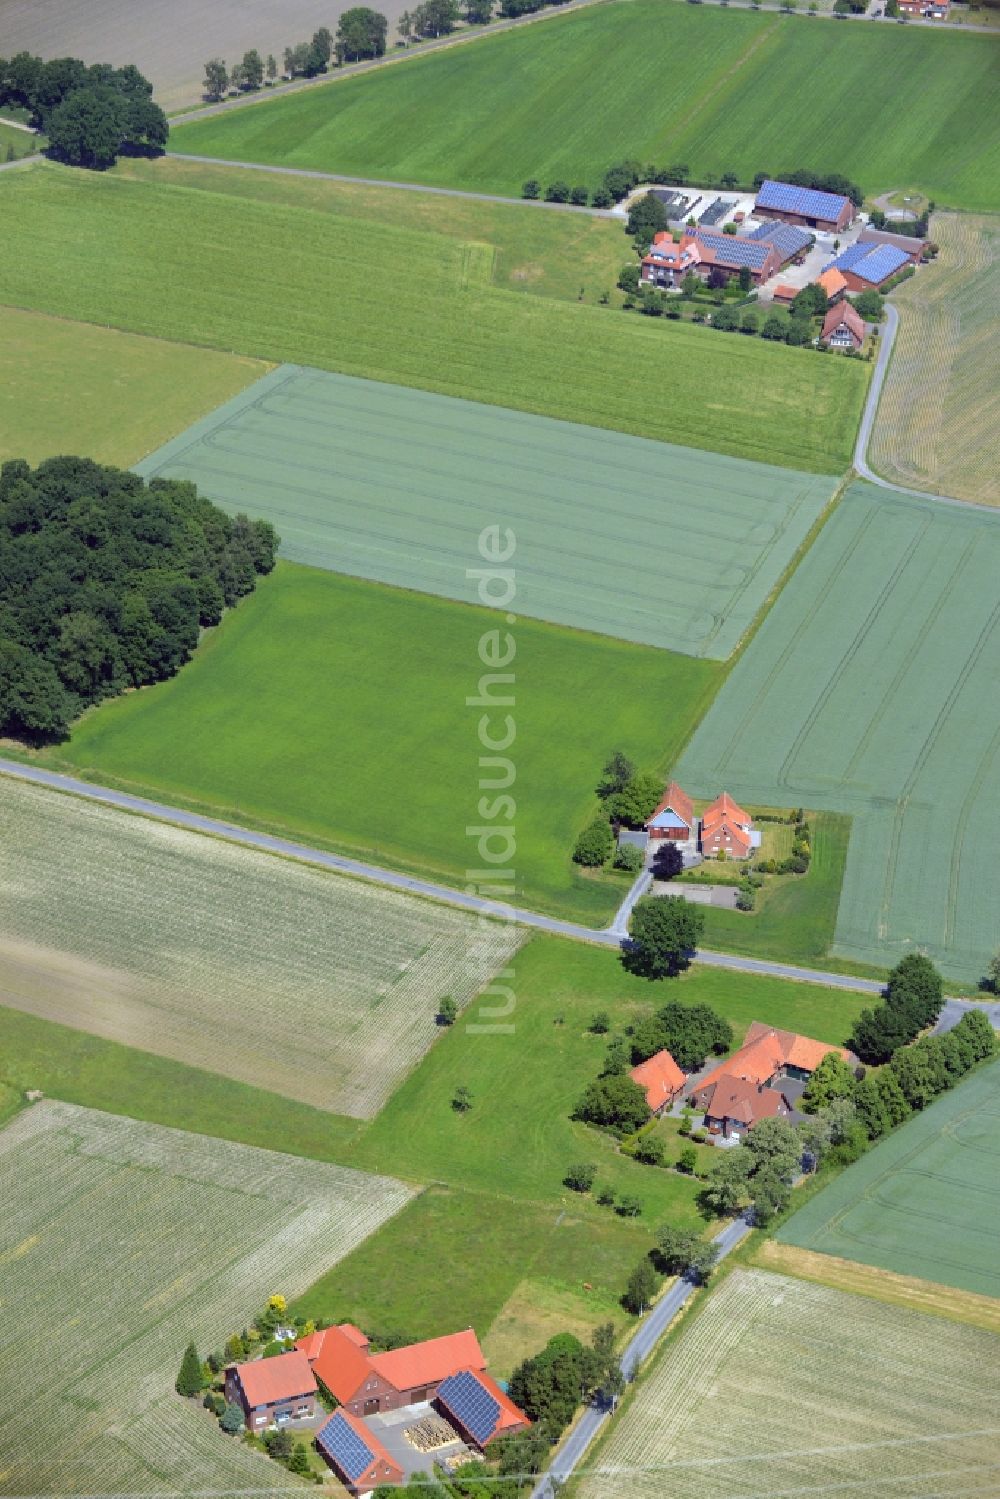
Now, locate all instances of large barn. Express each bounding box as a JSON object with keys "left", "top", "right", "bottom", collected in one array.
[{"left": 754, "top": 180, "right": 855, "bottom": 234}]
